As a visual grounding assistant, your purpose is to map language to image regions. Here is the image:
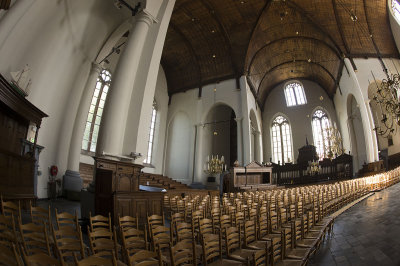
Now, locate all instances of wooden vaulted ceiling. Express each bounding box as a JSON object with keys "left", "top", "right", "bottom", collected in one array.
[{"left": 161, "top": 0, "right": 399, "bottom": 108}]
